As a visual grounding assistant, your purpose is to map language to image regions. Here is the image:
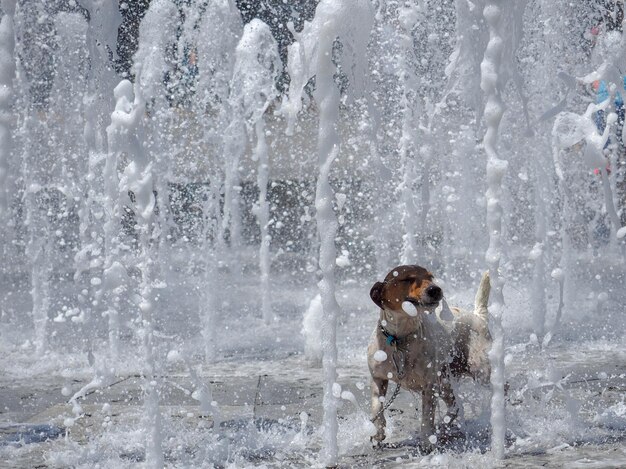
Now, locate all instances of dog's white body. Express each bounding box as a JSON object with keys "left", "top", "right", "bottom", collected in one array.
[{"left": 367, "top": 265, "right": 491, "bottom": 448}]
